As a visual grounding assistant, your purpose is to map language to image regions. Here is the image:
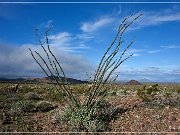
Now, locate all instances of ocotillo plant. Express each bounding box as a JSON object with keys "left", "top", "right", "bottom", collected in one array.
[
  {"left": 85, "top": 14, "right": 142, "bottom": 109},
  {"left": 29, "top": 14, "right": 142, "bottom": 131}
]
